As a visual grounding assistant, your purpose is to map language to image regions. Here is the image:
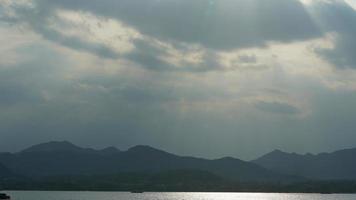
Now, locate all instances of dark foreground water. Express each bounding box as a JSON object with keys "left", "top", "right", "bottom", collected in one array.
[{"left": 5, "top": 191, "right": 356, "bottom": 200}]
